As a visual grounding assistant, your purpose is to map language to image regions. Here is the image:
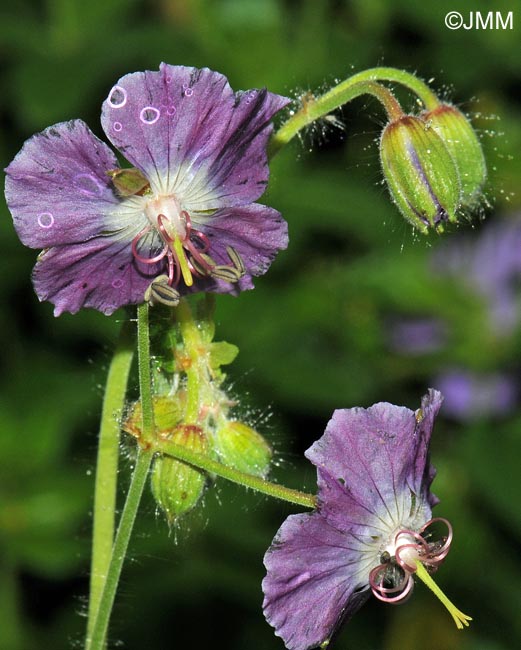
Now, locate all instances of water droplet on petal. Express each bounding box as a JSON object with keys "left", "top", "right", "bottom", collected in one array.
[
  {"left": 113, "top": 122, "right": 123, "bottom": 132},
  {"left": 74, "top": 173, "right": 104, "bottom": 197},
  {"left": 166, "top": 104, "right": 176, "bottom": 116},
  {"left": 108, "top": 85, "right": 127, "bottom": 108},
  {"left": 184, "top": 87, "right": 193, "bottom": 97},
  {"left": 112, "top": 278, "right": 124, "bottom": 289},
  {"left": 140, "top": 106, "right": 161, "bottom": 124},
  {"left": 37, "top": 212, "right": 54, "bottom": 228}
]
